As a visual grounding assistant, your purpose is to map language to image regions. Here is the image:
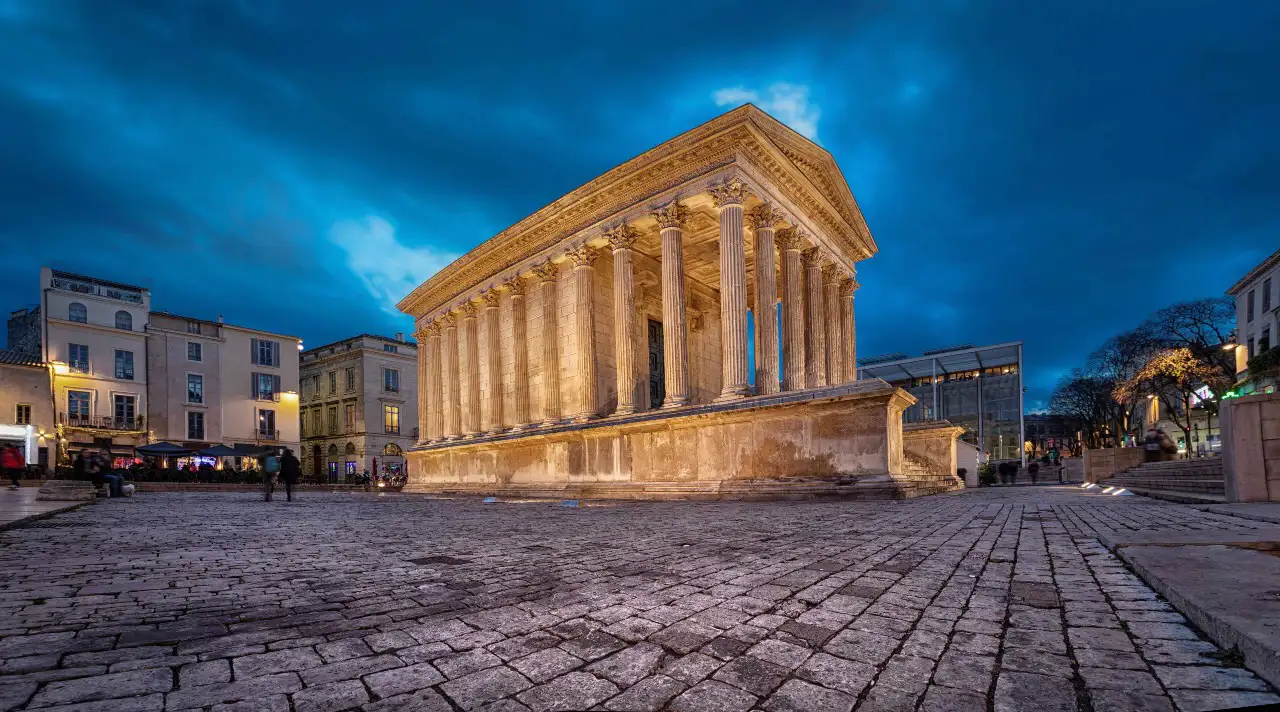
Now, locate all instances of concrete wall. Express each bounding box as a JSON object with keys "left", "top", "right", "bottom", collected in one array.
[
  {"left": 406, "top": 382, "right": 925, "bottom": 498},
  {"left": 1221, "top": 391, "right": 1280, "bottom": 502},
  {"left": 1083, "top": 447, "right": 1145, "bottom": 484}
]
